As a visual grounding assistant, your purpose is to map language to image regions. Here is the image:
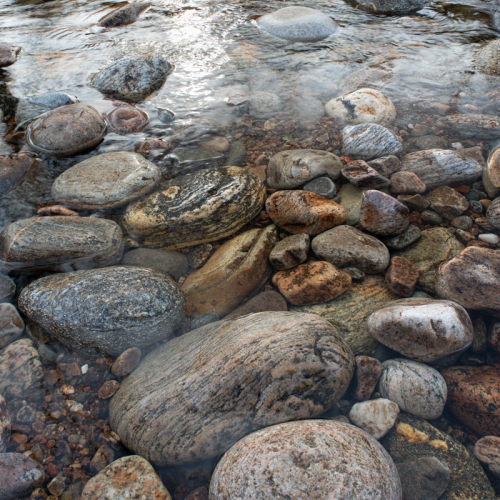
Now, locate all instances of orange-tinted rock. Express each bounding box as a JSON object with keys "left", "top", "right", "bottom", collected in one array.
[
  {"left": 360, "top": 190, "right": 410, "bottom": 236},
  {"left": 385, "top": 256, "right": 419, "bottom": 297},
  {"left": 341, "top": 160, "right": 390, "bottom": 189},
  {"left": 474, "top": 436, "right": 500, "bottom": 477},
  {"left": 266, "top": 190, "right": 347, "bottom": 236},
  {"left": 389, "top": 171, "right": 426, "bottom": 195},
  {"left": 351, "top": 355, "right": 383, "bottom": 401},
  {"left": 425, "top": 187, "right": 469, "bottom": 220},
  {"left": 442, "top": 365, "right": 500, "bottom": 437},
  {"left": 272, "top": 261, "right": 351, "bottom": 306},
  {"left": 0, "top": 153, "right": 36, "bottom": 196}
]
